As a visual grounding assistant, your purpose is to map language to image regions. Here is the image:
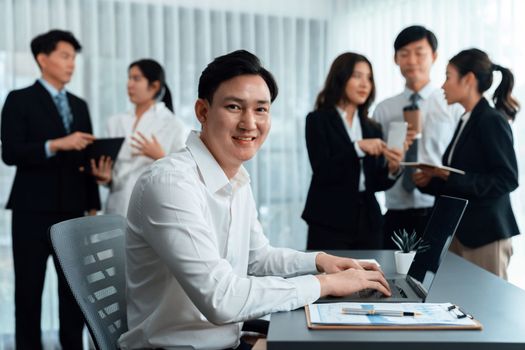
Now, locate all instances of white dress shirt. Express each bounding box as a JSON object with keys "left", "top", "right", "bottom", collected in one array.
[
  {"left": 337, "top": 107, "right": 366, "bottom": 191},
  {"left": 373, "top": 83, "right": 463, "bottom": 209},
  {"left": 105, "top": 102, "right": 188, "bottom": 216},
  {"left": 118, "top": 131, "right": 320, "bottom": 350}
]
